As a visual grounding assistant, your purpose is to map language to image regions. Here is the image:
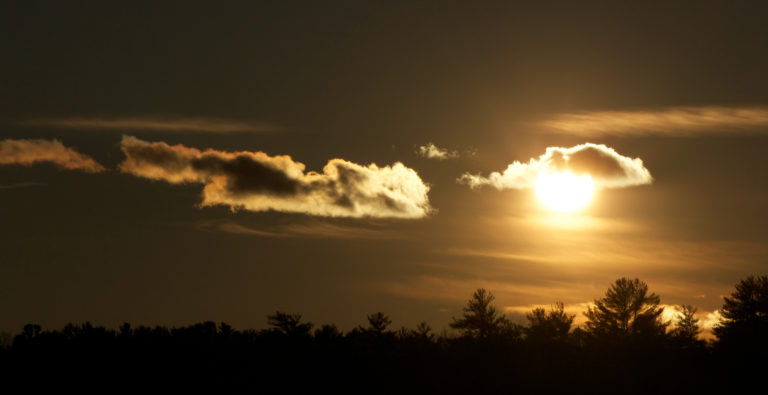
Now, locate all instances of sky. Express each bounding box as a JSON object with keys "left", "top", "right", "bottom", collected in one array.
[{"left": 2, "top": 1, "right": 768, "bottom": 337}]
